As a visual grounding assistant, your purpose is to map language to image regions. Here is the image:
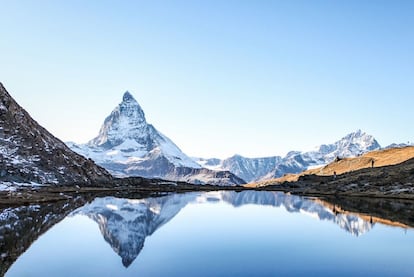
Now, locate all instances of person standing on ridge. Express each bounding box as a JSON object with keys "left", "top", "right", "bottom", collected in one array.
[{"left": 371, "top": 159, "right": 375, "bottom": 168}]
